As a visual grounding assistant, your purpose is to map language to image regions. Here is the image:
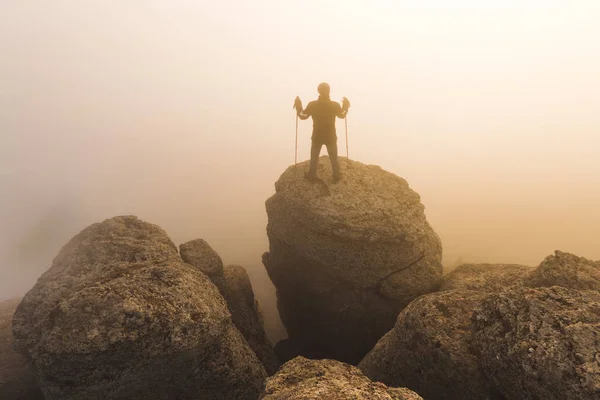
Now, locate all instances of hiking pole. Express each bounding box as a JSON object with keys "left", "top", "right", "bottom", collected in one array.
[
  {"left": 342, "top": 96, "right": 350, "bottom": 161},
  {"left": 293, "top": 96, "right": 302, "bottom": 167},
  {"left": 345, "top": 115, "right": 349, "bottom": 160},
  {"left": 295, "top": 113, "right": 298, "bottom": 167}
]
